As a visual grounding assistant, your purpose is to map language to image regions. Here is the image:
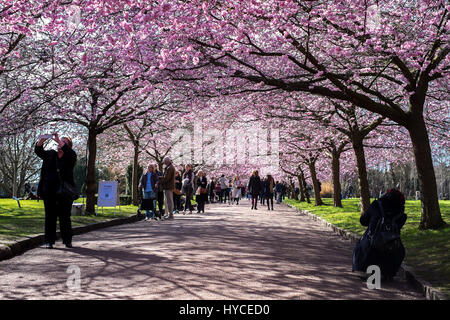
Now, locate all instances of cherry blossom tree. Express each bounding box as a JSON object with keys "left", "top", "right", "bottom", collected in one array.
[{"left": 147, "top": 0, "right": 448, "bottom": 229}]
